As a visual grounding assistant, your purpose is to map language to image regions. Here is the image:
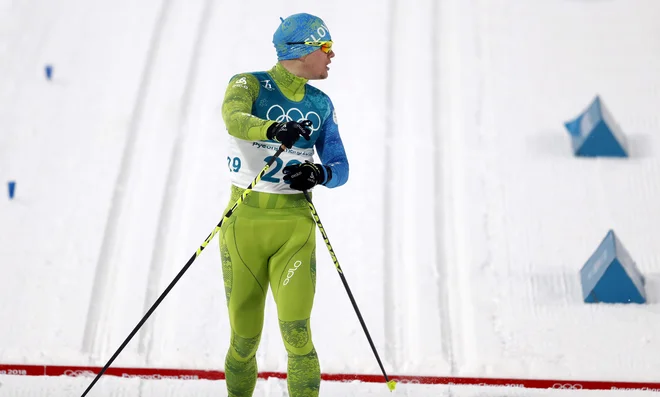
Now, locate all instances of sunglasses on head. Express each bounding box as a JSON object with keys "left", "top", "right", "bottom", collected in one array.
[{"left": 286, "top": 40, "right": 333, "bottom": 54}]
